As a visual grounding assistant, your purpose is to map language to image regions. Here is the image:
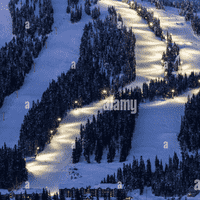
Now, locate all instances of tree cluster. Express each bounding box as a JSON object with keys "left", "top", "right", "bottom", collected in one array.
[
  {"left": 18, "top": 15, "right": 136, "bottom": 157},
  {"left": 70, "top": 4, "right": 82, "bottom": 23},
  {"left": 141, "top": 0, "right": 200, "bottom": 36},
  {"left": 0, "top": 0, "right": 53, "bottom": 109},
  {"left": 178, "top": 1, "right": 200, "bottom": 36},
  {"left": 91, "top": 7, "right": 101, "bottom": 20},
  {"left": 84, "top": 0, "right": 99, "bottom": 16},
  {"left": 146, "top": 0, "right": 200, "bottom": 12},
  {"left": 0, "top": 144, "right": 28, "bottom": 190},
  {"left": 142, "top": 71, "right": 200, "bottom": 101},
  {"left": 102, "top": 151, "right": 200, "bottom": 197},
  {"left": 161, "top": 32, "right": 180, "bottom": 77},
  {"left": 108, "top": 6, "right": 117, "bottom": 16},
  {"left": 72, "top": 87, "right": 141, "bottom": 164},
  {"left": 178, "top": 89, "right": 200, "bottom": 152},
  {"left": 154, "top": 0, "right": 165, "bottom": 9},
  {"left": 68, "top": 0, "right": 79, "bottom": 6},
  {"left": 85, "top": 1, "right": 91, "bottom": 15},
  {"left": 130, "top": 1, "right": 165, "bottom": 39},
  {"left": 8, "top": 0, "right": 54, "bottom": 37}
]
